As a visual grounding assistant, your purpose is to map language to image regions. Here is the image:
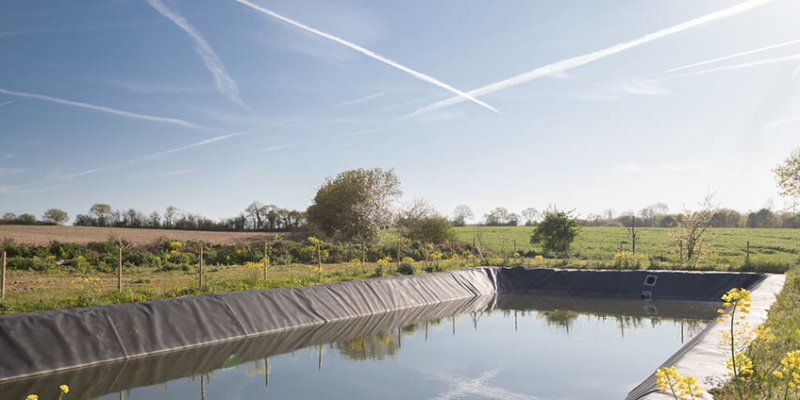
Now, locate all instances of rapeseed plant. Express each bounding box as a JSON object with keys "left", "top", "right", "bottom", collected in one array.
[{"left": 656, "top": 366, "right": 704, "bottom": 399}]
